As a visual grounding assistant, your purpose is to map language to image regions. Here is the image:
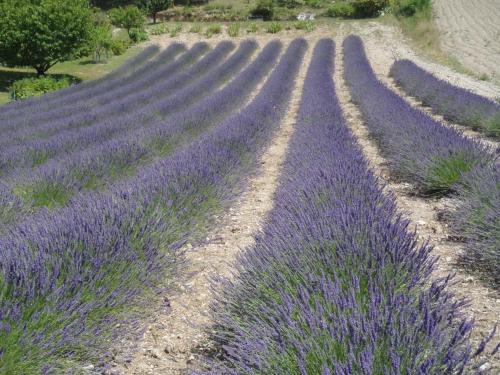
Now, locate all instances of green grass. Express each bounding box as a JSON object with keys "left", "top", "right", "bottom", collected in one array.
[{"left": 0, "top": 44, "right": 146, "bottom": 106}]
